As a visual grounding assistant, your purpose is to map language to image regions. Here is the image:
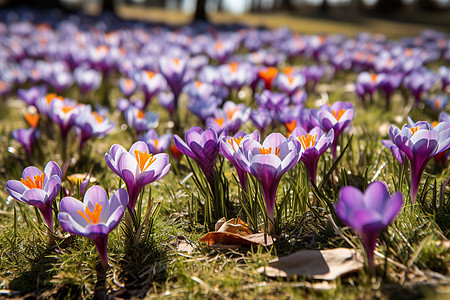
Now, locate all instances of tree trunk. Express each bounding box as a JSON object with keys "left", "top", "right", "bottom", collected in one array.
[
  {"left": 280, "top": 0, "right": 295, "bottom": 11},
  {"left": 194, "top": 0, "right": 208, "bottom": 22},
  {"left": 375, "top": 0, "right": 403, "bottom": 13},
  {"left": 102, "top": 0, "right": 116, "bottom": 13},
  {"left": 320, "top": 0, "right": 329, "bottom": 13}
]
